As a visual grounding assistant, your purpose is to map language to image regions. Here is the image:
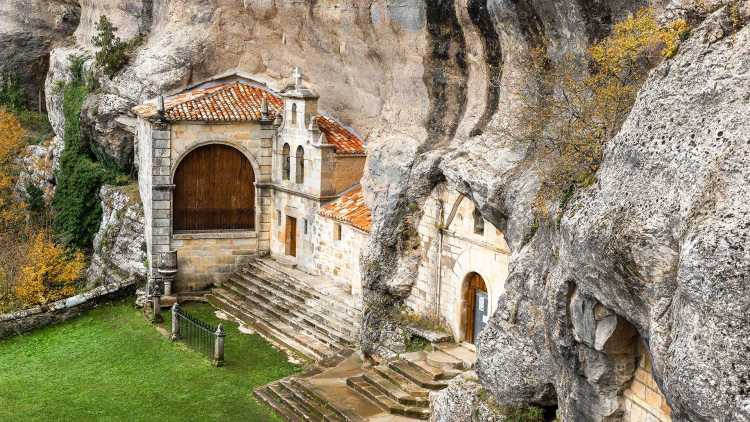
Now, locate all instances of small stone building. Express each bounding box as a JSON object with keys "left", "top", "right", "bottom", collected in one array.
[{"left": 133, "top": 69, "right": 365, "bottom": 292}]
